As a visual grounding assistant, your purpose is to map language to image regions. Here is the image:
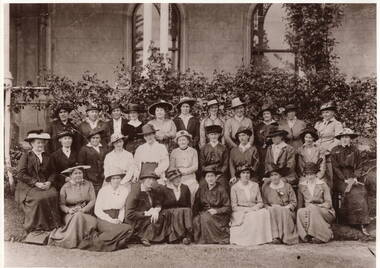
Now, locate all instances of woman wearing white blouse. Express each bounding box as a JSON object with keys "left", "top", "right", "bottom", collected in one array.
[
  {"left": 104, "top": 133, "right": 138, "bottom": 185},
  {"left": 92, "top": 173, "right": 132, "bottom": 251}
]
